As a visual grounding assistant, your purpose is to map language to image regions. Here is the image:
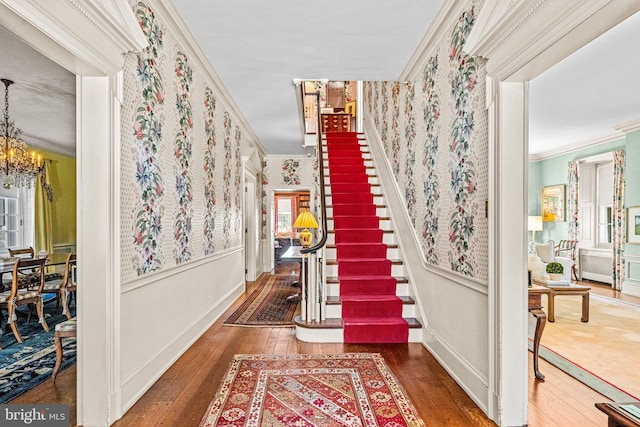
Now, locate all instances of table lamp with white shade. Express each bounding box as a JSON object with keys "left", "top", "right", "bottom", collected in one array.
[
  {"left": 528, "top": 215, "right": 543, "bottom": 242},
  {"left": 293, "top": 210, "right": 318, "bottom": 247}
]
